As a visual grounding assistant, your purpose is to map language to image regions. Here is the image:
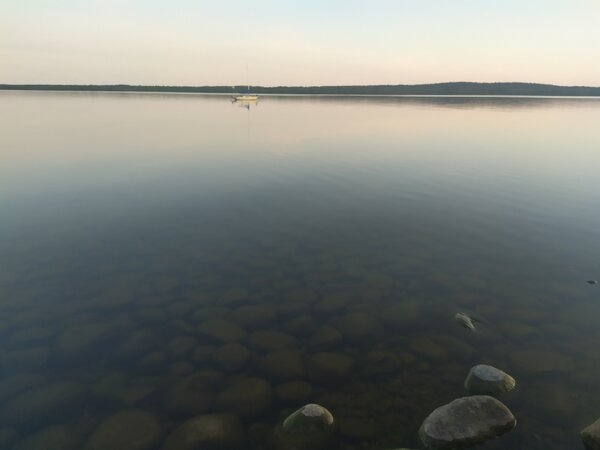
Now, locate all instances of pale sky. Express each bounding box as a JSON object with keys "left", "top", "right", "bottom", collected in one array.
[{"left": 2, "top": 0, "right": 600, "bottom": 86}]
